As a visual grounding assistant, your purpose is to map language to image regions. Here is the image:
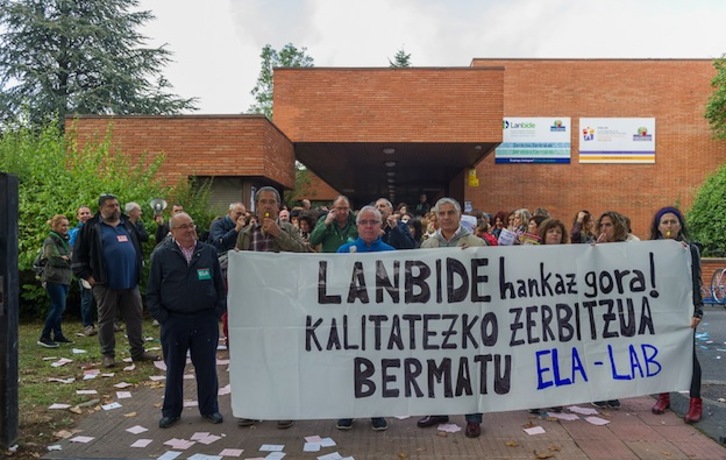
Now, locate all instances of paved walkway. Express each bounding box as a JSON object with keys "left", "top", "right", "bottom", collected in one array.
[{"left": 44, "top": 348, "right": 726, "bottom": 460}]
